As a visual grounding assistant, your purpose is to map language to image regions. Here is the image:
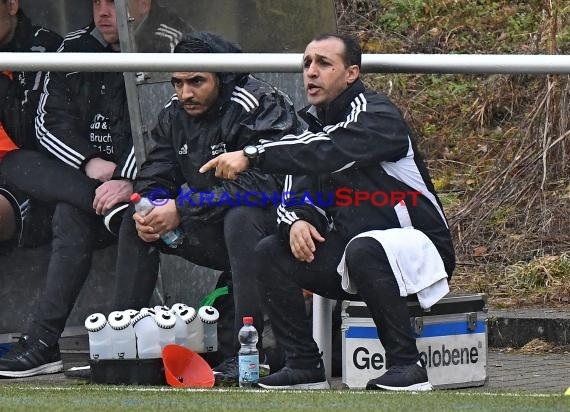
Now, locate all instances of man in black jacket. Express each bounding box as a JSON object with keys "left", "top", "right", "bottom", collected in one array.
[
  {"left": 201, "top": 34, "right": 456, "bottom": 390},
  {"left": 0, "top": 0, "right": 61, "bottom": 251},
  {"left": 128, "top": 0, "right": 193, "bottom": 52},
  {"left": 0, "top": 0, "right": 135, "bottom": 378},
  {"left": 111, "top": 31, "right": 302, "bottom": 385}
]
